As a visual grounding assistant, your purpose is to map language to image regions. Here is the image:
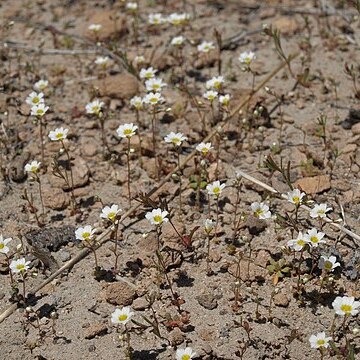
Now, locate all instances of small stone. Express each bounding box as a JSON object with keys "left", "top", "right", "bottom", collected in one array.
[
  {"left": 92, "top": 73, "right": 139, "bottom": 100},
  {"left": 273, "top": 292, "right": 290, "bottom": 307},
  {"left": 294, "top": 175, "right": 331, "bottom": 195},
  {"left": 169, "top": 327, "right": 185, "bottom": 346},
  {"left": 196, "top": 294, "right": 218, "bottom": 310},
  {"left": 84, "top": 323, "right": 108, "bottom": 339},
  {"left": 85, "top": 11, "right": 127, "bottom": 41},
  {"left": 82, "top": 143, "right": 98, "bottom": 157},
  {"left": 342, "top": 144, "right": 357, "bottom": 154},
  {"left": 43, "top": 187, "right": 70, "bottom": 210},
  {"left": 272, "top": 16, "right": 300, "bottom": 35},
  {"left": 352, "top": 123, "right": 360, "bottom": 135},
  {"left": 103, "top": 280, "right": 136, "bottom": 306},
  {"left": 245, "top": 215, "right": 267, "bottom": 235},
  {"left": 58, "top": 250, "right": 71, "bottom": 262},
  {"left": 132, "top": 297, "right": 148, "bottom": 311},
  {"left": 88, "top": 344, "right": 96, "bottom": 352}
]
